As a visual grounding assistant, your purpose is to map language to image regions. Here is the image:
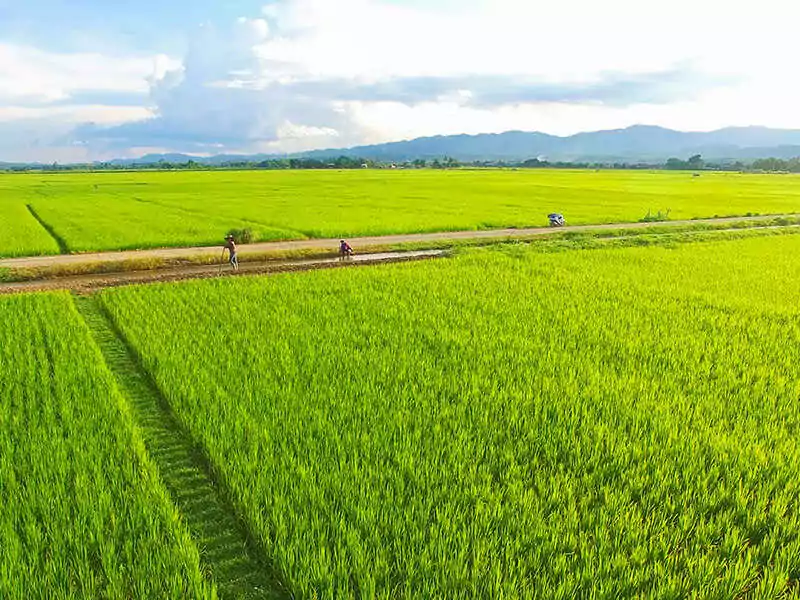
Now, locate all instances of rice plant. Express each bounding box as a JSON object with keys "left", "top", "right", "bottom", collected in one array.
[
  {"left": 2, "top": 169, "right": 800, "bottom": 255},
  {"left": 0, "top": 293, "right": 215, "bottom": 599},
  {"left": 100, "top": 234, "right": 800, "bottom": 598}
]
